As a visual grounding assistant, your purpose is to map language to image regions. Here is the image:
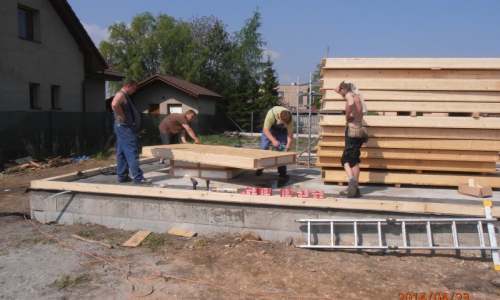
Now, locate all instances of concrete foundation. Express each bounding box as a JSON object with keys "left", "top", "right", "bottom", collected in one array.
[{"left": 28, "top": 159, "right": 500, "bottom": 251}]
